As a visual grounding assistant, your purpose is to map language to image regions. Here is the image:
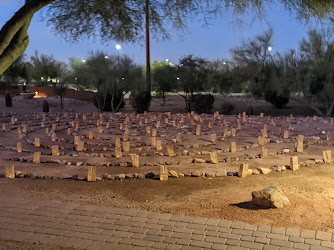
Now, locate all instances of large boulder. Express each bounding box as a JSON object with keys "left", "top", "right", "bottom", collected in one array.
[{"left": 251, "top": 186, "right": 290, "bottom": 208}]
